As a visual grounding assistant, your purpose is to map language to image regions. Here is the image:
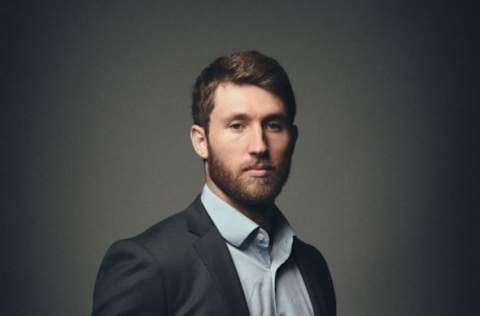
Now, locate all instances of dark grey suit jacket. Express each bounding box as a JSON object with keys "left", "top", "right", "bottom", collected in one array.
[{"left": 92, "top": 197, "right": 336, "bottom": 316}]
